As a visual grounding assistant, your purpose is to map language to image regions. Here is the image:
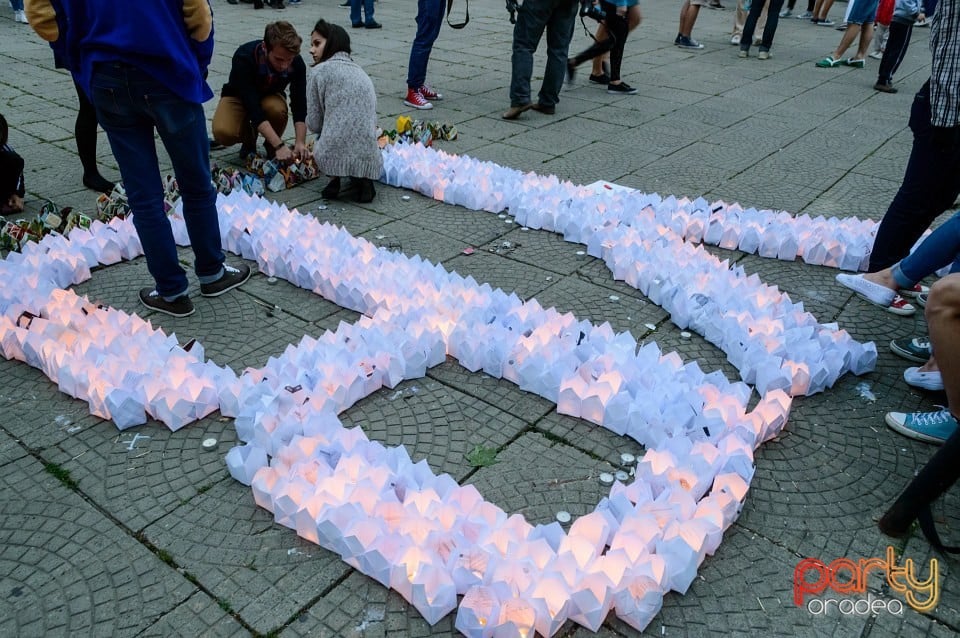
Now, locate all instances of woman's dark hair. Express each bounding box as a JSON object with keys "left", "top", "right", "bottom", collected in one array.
[
  {"left": 0, "top": 113, "right": 8, "bottom": 148},
  {"left": 312, "top": 19, "right": 351, "bottom": 63}
]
